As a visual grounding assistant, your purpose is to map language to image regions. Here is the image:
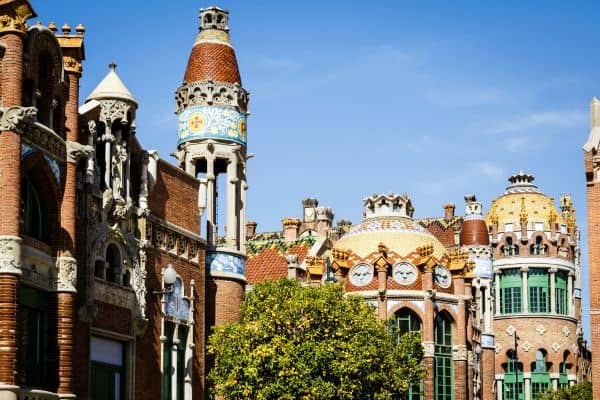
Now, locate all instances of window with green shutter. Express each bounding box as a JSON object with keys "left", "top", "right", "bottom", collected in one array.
[
  {"left": 434, "top": 314, "right": 453, "bottom": 400},
  {"left": 528, "top": 269, "right": 549, "bottom": 313},
  {"left": 390, "top": 309, "right": 423, "bottom": 400},
  {"left": 531, "top": 350, "right": 551, "bottom": 398},
  {"left": 555, "top": 272, "right": 568, "bottom": 315},
  {"left": 501, "top": 269, "right": 522, "bottom": 314},
  {"left": 503, "top": 352, "right": 524, "bottom": 400}
]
